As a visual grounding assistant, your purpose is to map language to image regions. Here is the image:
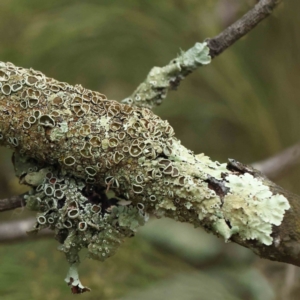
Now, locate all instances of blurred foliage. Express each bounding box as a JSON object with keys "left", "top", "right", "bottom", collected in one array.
[{"left": 0, "top": 0, "right": 300, "bottom": 299}]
